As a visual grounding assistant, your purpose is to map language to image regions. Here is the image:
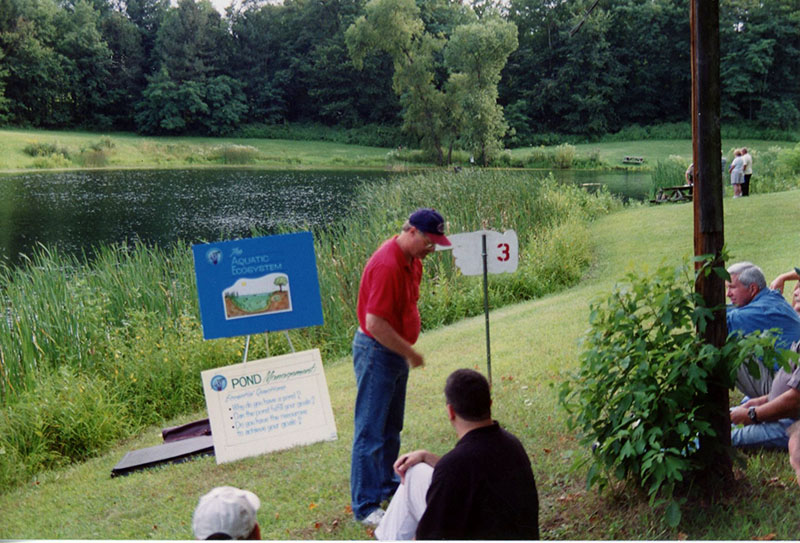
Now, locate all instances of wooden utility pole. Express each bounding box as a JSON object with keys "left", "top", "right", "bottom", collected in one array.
[{"left": 691, "top": 0, "right": 731, "bottom": 482}]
